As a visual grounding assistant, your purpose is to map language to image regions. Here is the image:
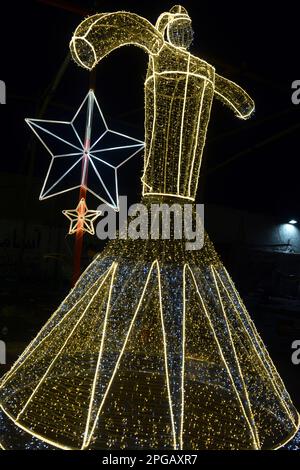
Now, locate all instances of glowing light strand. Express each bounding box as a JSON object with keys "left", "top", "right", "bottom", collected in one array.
[
  {"left": 16, "top": 265, "right": 115, "bottom": 422},
  {"left": 82, "top": 263, "right": 117, "bottom": 449},
  {"left": 187, "top": 265, "right": 258, "bottom": 449}
]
